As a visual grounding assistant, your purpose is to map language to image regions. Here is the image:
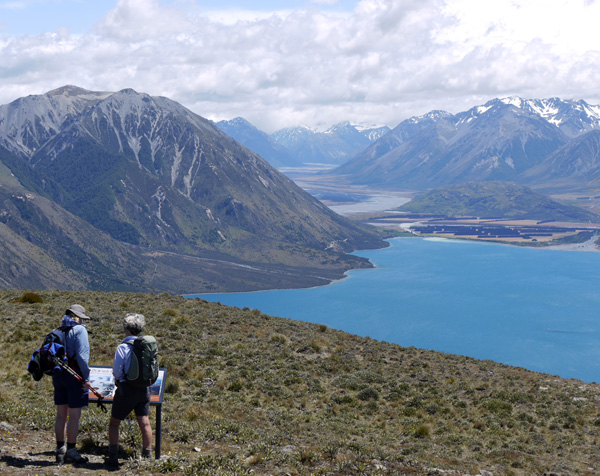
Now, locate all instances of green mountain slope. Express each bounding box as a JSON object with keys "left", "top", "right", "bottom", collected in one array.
[
  {"left": 400, "top": 181, "right": 600, "bottom": 222},
  {"left": 2, "top": 290, "right": 599, "bottom": 474},
  {"left": 0, "top": 155, "right": 376, "bottom": 293},
  {"left": 0, "top": 87, "right": 386, "bottom": 292}
]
